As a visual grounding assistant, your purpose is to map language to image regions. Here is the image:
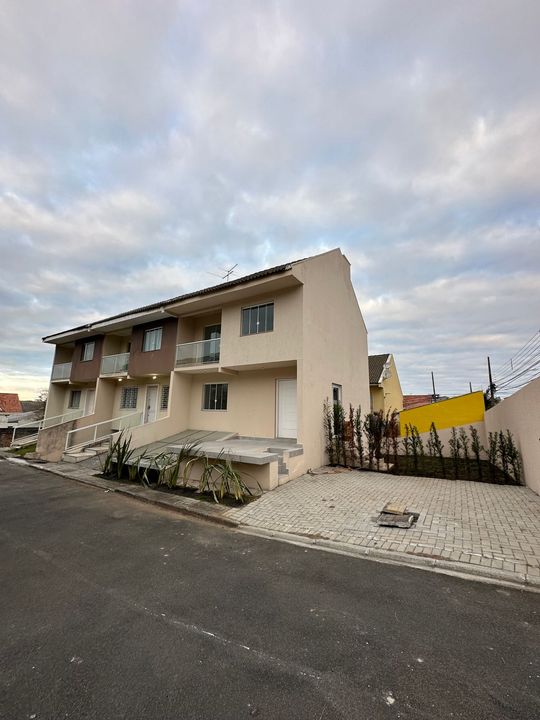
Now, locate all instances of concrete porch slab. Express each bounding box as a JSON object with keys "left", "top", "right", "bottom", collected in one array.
[{"left": 168, "top": 436, "right": 303, "bottom": 466}]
